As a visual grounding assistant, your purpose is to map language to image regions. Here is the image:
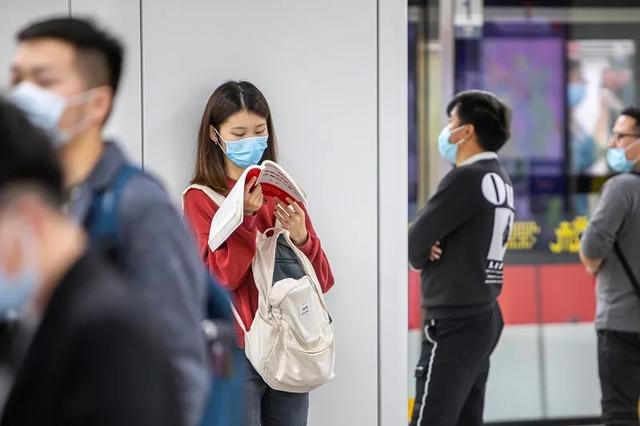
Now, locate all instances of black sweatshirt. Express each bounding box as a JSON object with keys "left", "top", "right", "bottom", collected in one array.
[{"left": 408, "top": 152, "right": 515, "bottom": 319}]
